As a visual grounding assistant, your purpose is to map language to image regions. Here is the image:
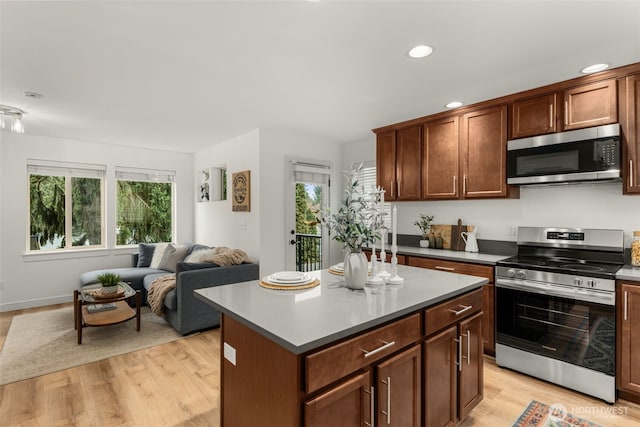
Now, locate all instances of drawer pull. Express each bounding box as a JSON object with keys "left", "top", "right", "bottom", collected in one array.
[
  {"left": 435, "top": 266, "right": 455, "bottom": 272},
  {"left": 381, "top": 376, "right": 391, "bottom": 424},
  {"left": 364, "top": 386, "right": 374, "bottom": 427},
  {"left": 362, "top": 340, "right": 396, "bottom": 358},
  {"left": 455, "top": 336, "right": 463, "bottom": 372},
  {"left": 448, "top": 304, "right": 473, "bottom": 316}
]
